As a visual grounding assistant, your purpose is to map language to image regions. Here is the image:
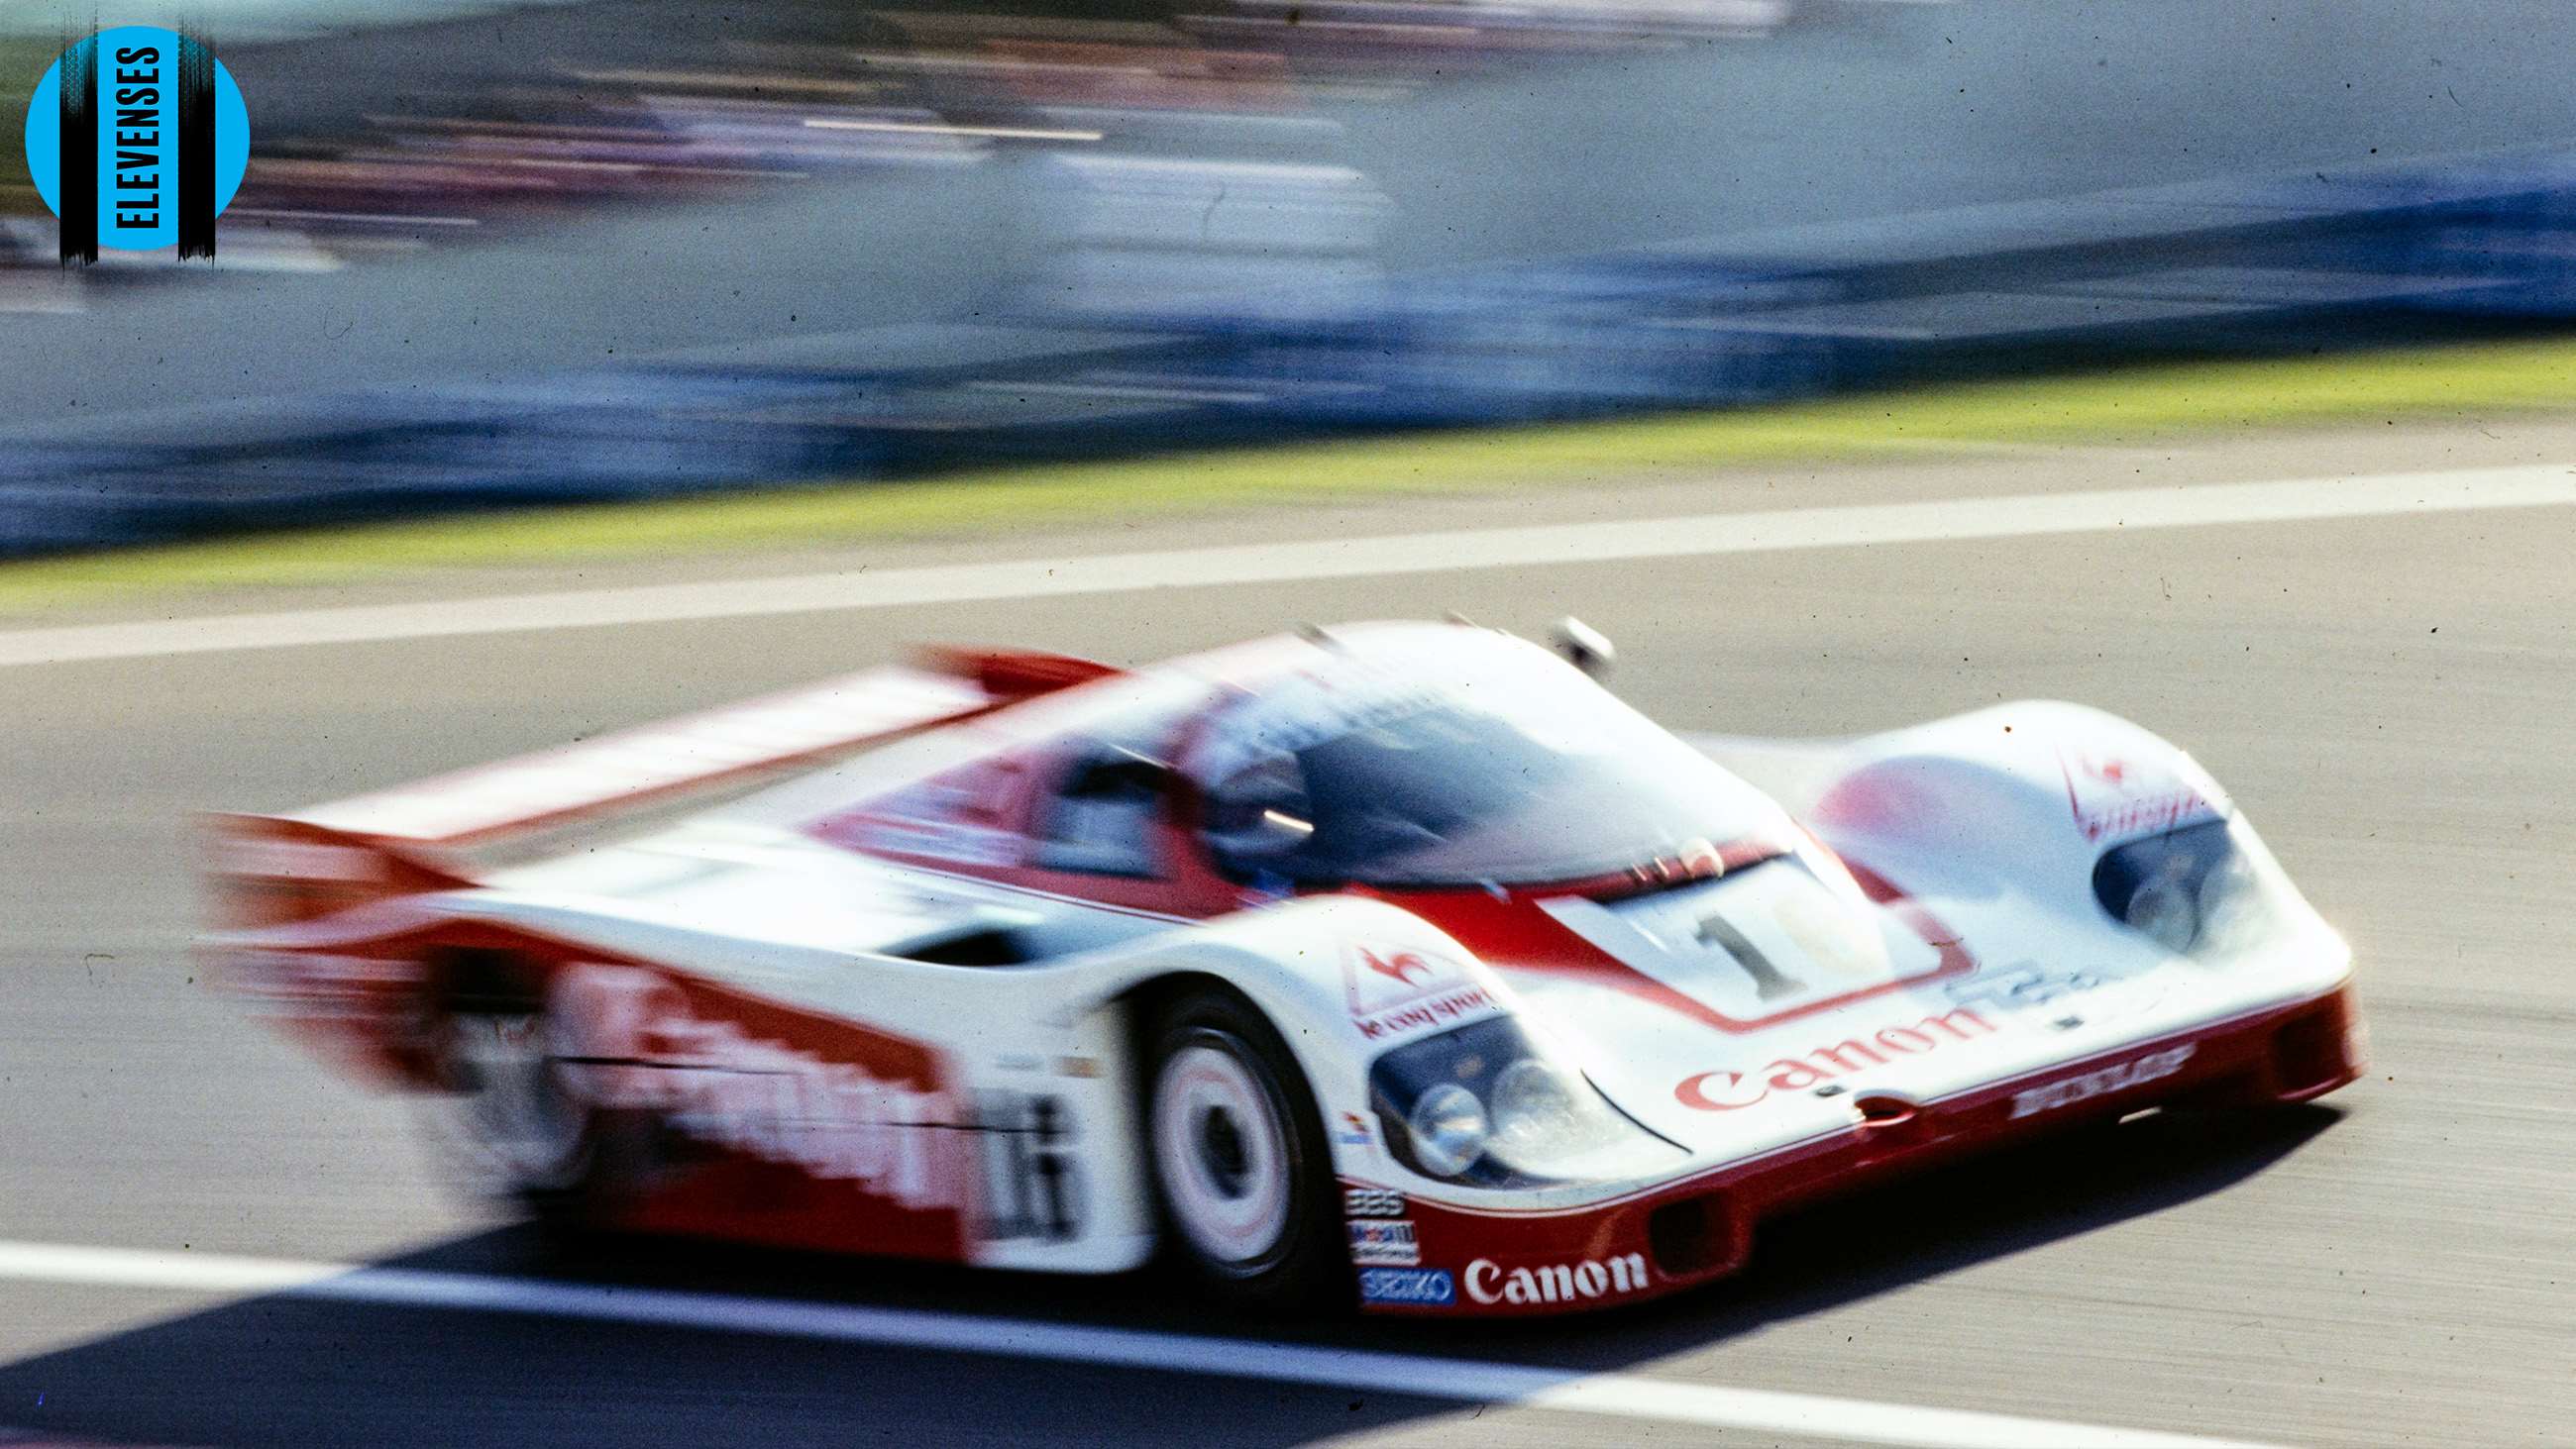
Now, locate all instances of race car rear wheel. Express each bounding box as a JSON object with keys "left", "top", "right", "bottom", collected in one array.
[
  {"left": 1142, "top": 985, "right": 1345, "bottom": 1312},
  {"left": 437, "top": 1007, "right": 593, "bottom": 1198},
  {"left": 424, "top": 951, "right": 651, "bottom": 1232}
]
